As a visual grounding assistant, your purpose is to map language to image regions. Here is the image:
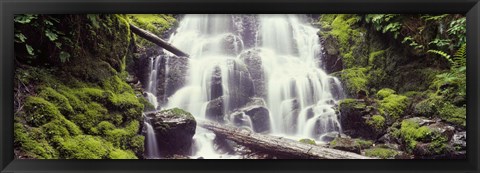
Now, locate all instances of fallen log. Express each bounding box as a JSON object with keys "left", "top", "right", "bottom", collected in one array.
[
  {"left": 198, "top": 120, "right": 374, "bottom": 159},
  {"left": 129, "top": 24, "right": 190, "bottom": 57}
]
